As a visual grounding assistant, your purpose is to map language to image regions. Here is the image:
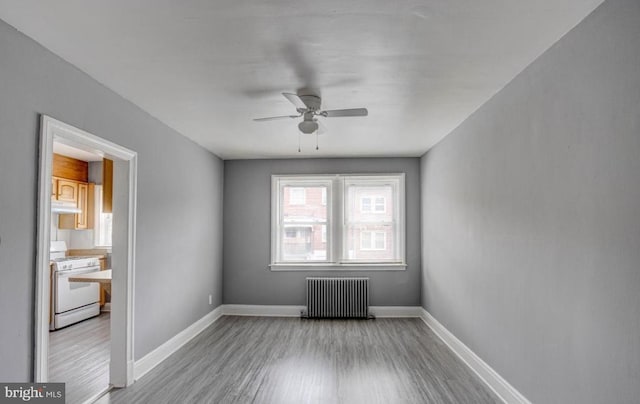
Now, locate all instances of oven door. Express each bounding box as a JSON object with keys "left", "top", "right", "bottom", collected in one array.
[{"left": 54, "top": 266, "right": 101, "bottom": 313}]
